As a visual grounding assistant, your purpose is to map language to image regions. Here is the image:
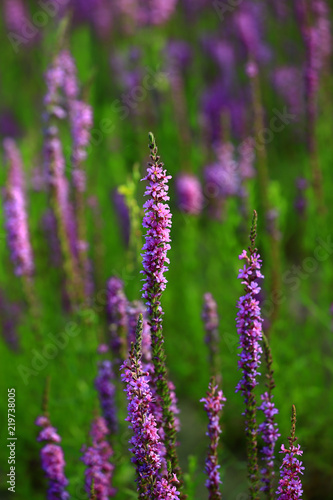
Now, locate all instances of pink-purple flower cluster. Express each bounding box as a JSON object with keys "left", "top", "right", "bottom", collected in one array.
[
  {"left": 141, "top": 138, "right": 172, "bottom": 336},
  {"left": 276, "top": 442, "right": 304, "bottom": 499},
  {"left": 3, "top": 138, "right": 34, "bottom": 277},
  {"left": 81, "top": 416, "right": 116, "bottom": 499},
  {"left": 200, "top": 381, "right": 226, "bottom": 500},
  {"left": 175, "top": 173, "right": 203, "bottom": 215},
  {"left": 121, "top": 314, "right": 180, "bottom": 498},
  {"left": 118, "top": 0, "right": 178, "bottom": 26},
  {"left": 236, "top": 248, "right": 264, "bottom": 399},
  {"left": 258, "top": 392, "right": 280, "bottom": 493},
  {"left": 71, "top": 100, "right": 93, "bottom": 192},
  {"left": 35, "top": 415, "right": 69, "bottom": 500}
]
